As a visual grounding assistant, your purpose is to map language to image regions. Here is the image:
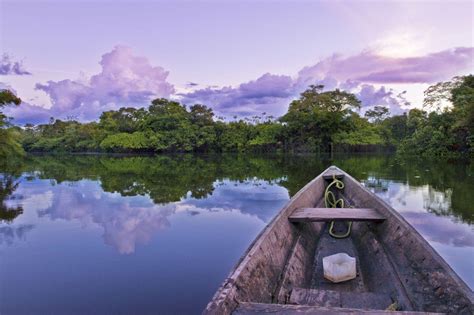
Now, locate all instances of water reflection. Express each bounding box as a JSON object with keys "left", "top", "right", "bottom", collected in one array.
[
  {"left": 4, "top": 175, "right": 288, "bottom": 254},
  {"left": 364, "top": 177, "right": 389, "bottom": 192},
  {"left": 0, "top": 174, "right": 35, "bottom": 246},
  {"left": 0, "top": 154, "right": 472, "bottom": 313},
  {"left": 0, "top": 175, "right": 23, "bottom": 222},
  {"left": 0, "top": 224, "right": 34, "bottom": 245},
  {"left": 2, "top": 154, "right": 473, "bottom": 242},
  {"left": 185, "top": 179, "right": 289, "bottom": 222},
  {"left": 36, "top": 181, "right": 174, "bottom": 254},
  {"left": 402, "top": 212, "right": 474, "bottom": 248},
  {"left": 362, "top": 178, "right": 474, "bottom": 249}
]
